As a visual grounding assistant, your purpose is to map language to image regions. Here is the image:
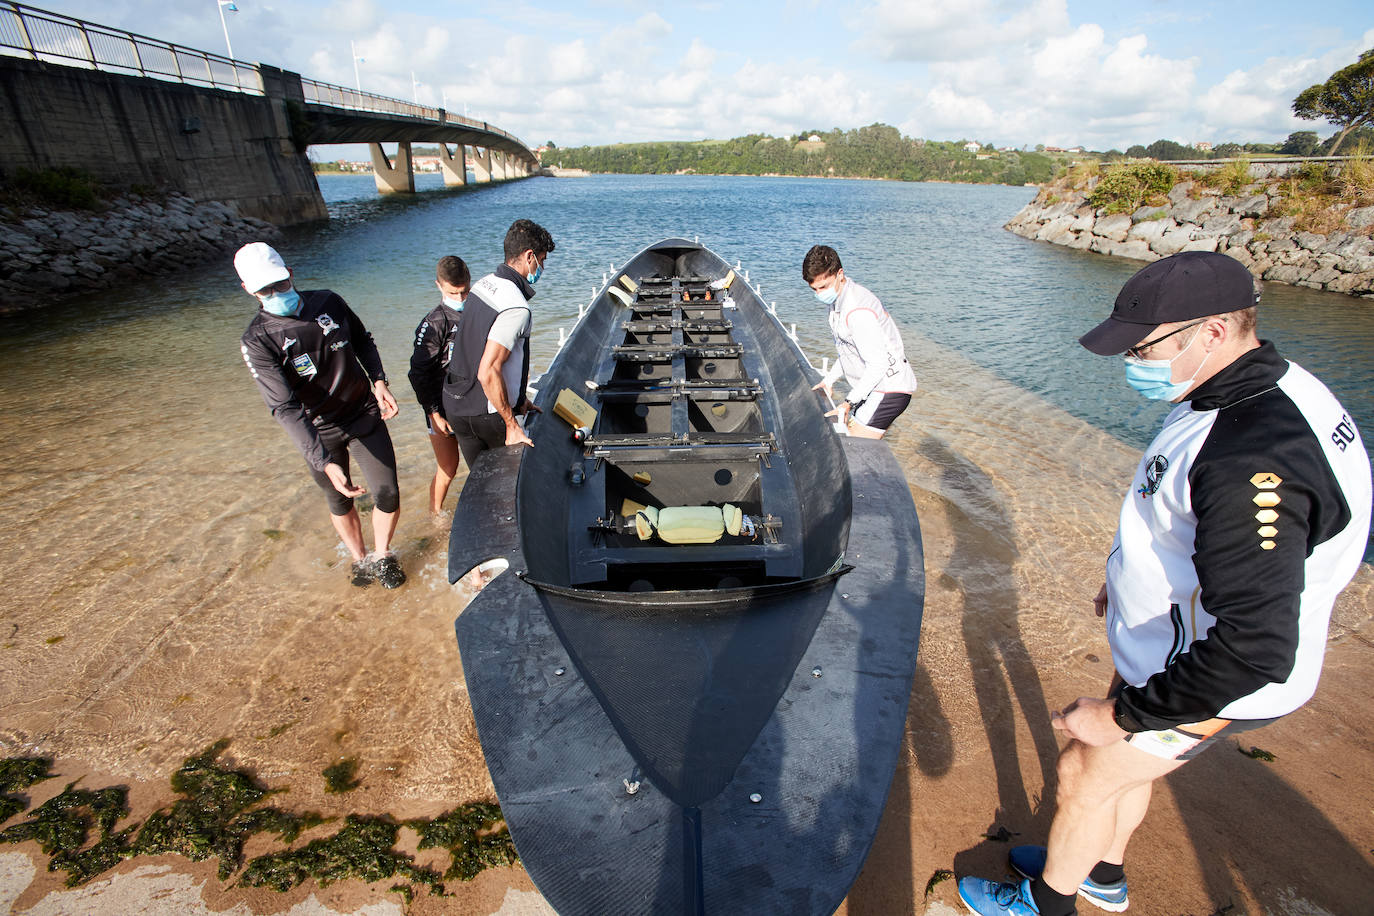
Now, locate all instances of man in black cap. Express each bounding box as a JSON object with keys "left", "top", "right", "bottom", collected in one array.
[{"left": 957, "top": 251, "right": 1370, "bottom": 916}]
